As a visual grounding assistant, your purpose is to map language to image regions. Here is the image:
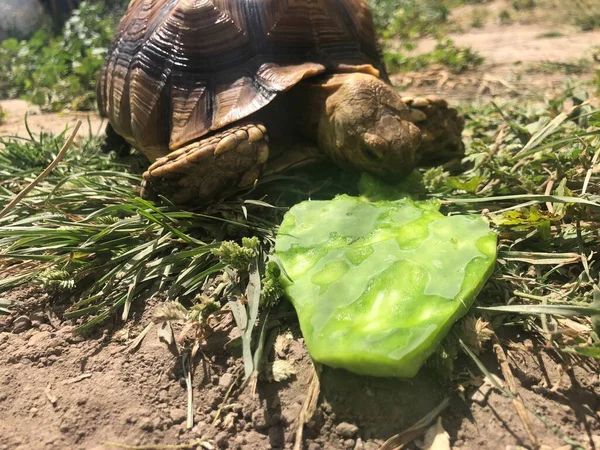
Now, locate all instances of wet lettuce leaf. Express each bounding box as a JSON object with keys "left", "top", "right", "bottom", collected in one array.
[{"left": 275, "top": 194, "right": 497, "bottom": 378}]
